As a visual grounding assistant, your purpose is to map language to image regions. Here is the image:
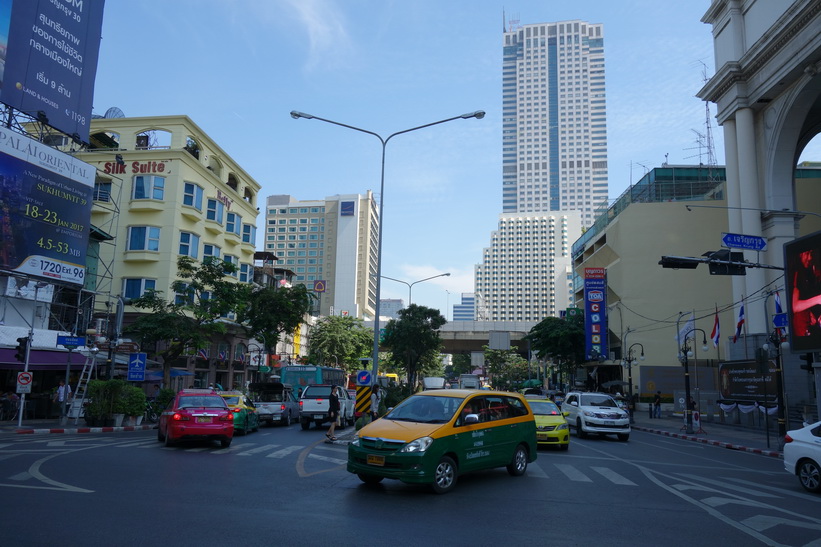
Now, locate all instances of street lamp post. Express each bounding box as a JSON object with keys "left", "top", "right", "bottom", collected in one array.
[
  {"left": 678, "top": 325, "right": 709, "bottom": 435},
  {"left": 291, "top": 110, "right": 484, "bottom": 379},
  {"left": 622, "top": 339, "right": 644, "bottom": 425},
  {"left": 381, "top": 273, "right": 451, "bottom": 307}
]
